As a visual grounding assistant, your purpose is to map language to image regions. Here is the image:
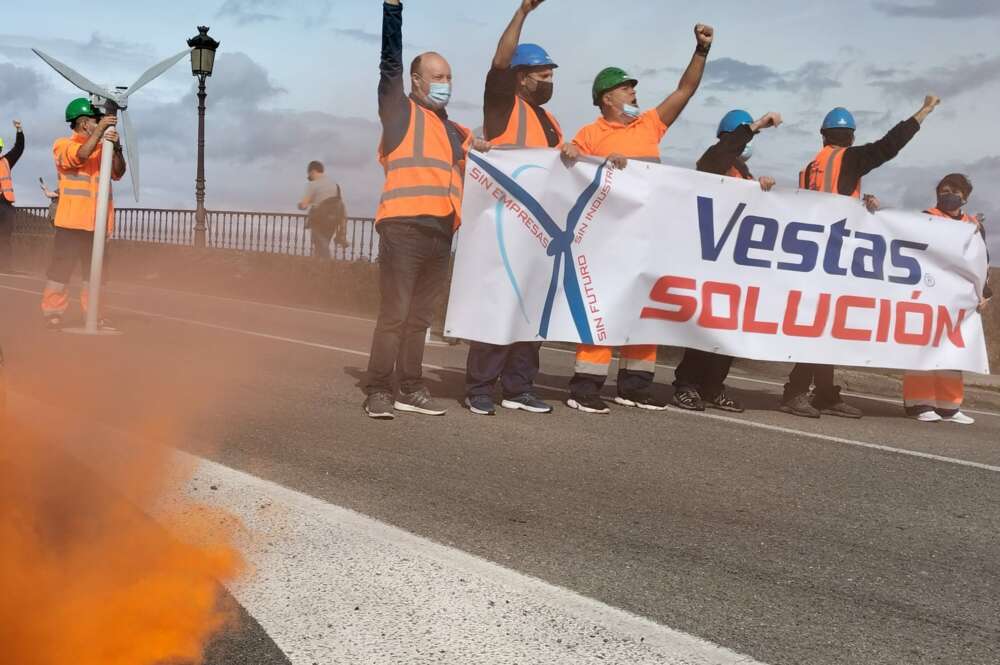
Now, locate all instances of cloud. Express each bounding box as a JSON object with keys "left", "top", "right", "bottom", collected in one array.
[
  {"left": 873, "top": 0, "right": 1000, "bottom": 18},
  {"left": 702, "top": 96, "right": 724, "bottom": 107},
  {"left": 215, "top": 0, "right": 282, "bottom": 25},
  {"left": 703, "top": 58, "right": 842, "bottom": 95},
  {"left": 333, "top": 28, "right": 380, "bottom": 45},
  {"left": 870, "top": 55, "right": 1000, "bottom": 99},
  {"left": 0, "top": 32, "right": 151, "bottom": 65},
  {"left": 0, "top": 63, "right": 48, "bottom": 107}
]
